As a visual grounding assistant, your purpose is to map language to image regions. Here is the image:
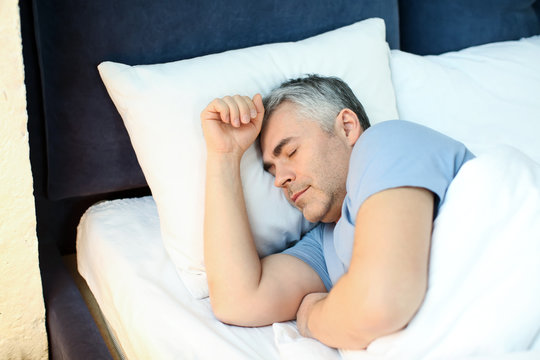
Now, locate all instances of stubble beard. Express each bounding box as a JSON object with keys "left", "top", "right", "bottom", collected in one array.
[{"left": 299, "top": 182, "right": 346, "bottom": 223}]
